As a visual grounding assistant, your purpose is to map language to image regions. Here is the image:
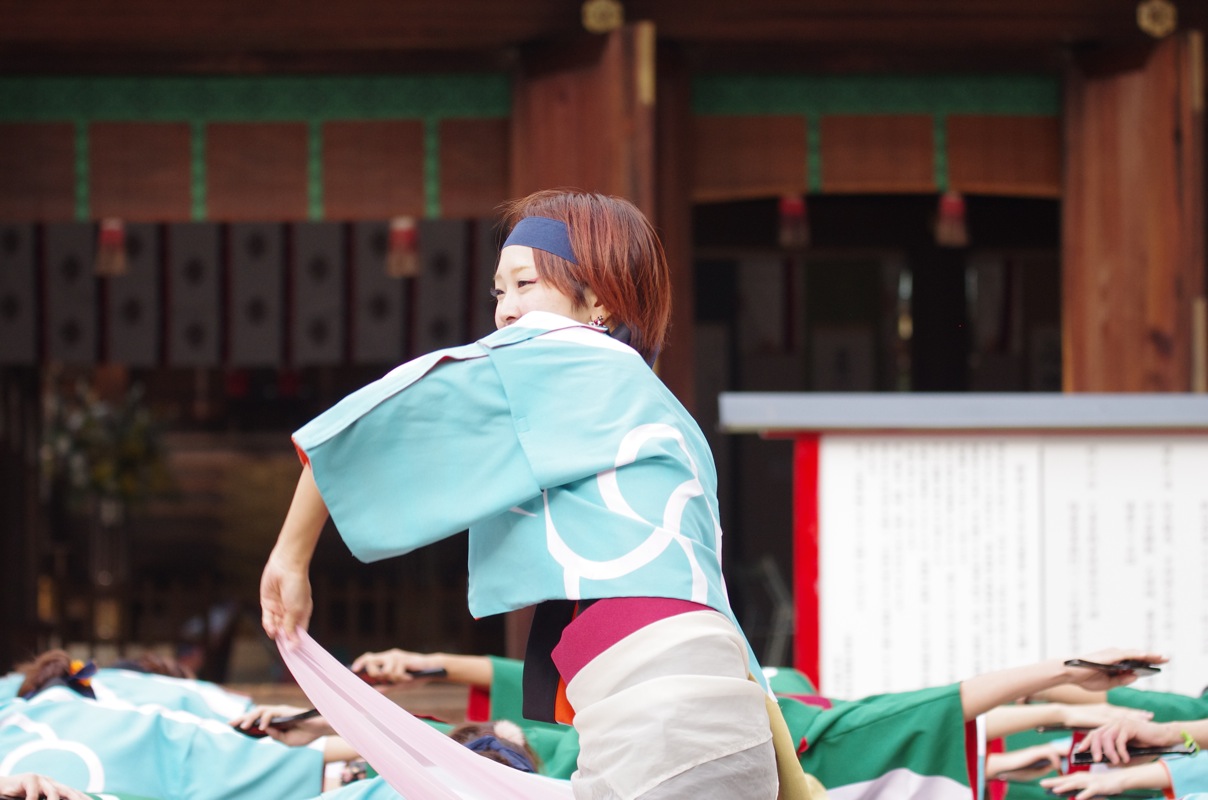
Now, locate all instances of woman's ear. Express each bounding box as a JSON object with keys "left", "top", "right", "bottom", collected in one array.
[{"left": 582, "top": 288, "right": 609, "bottom": 322}]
